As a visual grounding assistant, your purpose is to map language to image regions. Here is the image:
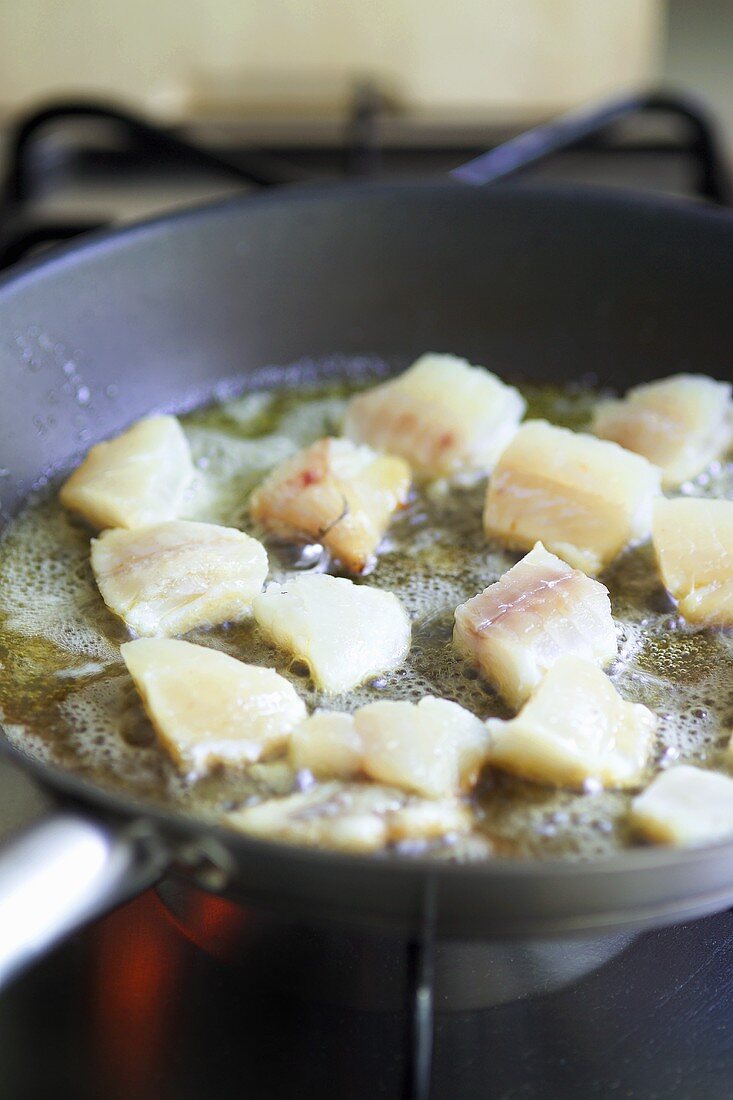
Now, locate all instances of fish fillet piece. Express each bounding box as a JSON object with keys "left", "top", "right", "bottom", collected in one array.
[
  {"left": 60, "top": 415, "right": 194, "bottom": 530},
  {"left": 631, "top": 765, "right": 733, "bottom": 846},
  {"left": 343, "top": 353, "right": 525, "bottom": 482},
  {"left": 486, "top": 656, "right": 656, "bottom": 789},
  {"left": 356, "top": 696, "right": 491, "bottom": 799},
  {"left": 591, "top": 373, "right": 733, "bottom": 488},
  {"left": 453, "top": 542, "right": 617, "bottom": 710},
  {"left": 227, "top": 782, "right": 400, "bottom": 853},
  {"left": 652, "top": 498, "right": 733, "bottom": 627},
  {"left": 92, "top": 520, "right": 268, "bottom": 637},
  {"left": 290, "top": 706, "right": 481, "bottom": 825},
  {"left": 227, "top": 782, "right": 475, "bottom": 851},
  {"left": 249, "top": 436, "right": 410, "bottom": 573},
  {"left": 483, "top": 420, "right": 661, "bottom": 573},
  {"left": 387, "top": 800, "right": 472, "bottom": 842},
  {"left": 121, "top": 638, "right": 306, "bottom": 776},
  {"left": 290, "top": 710, "right": 363, "bottom": 779},
  {"left": 252, "top": 573, "right": 411, "bottom": 693}
]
